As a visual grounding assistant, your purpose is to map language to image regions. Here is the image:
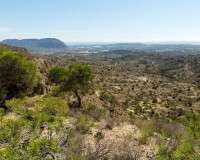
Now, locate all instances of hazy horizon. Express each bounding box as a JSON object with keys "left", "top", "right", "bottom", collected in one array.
[
  {"left": 2, "top": 39, "right": 200, "bottom": 45},
  {"left": 65, "top": 41, "right": 200, "bottom": 45}
]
